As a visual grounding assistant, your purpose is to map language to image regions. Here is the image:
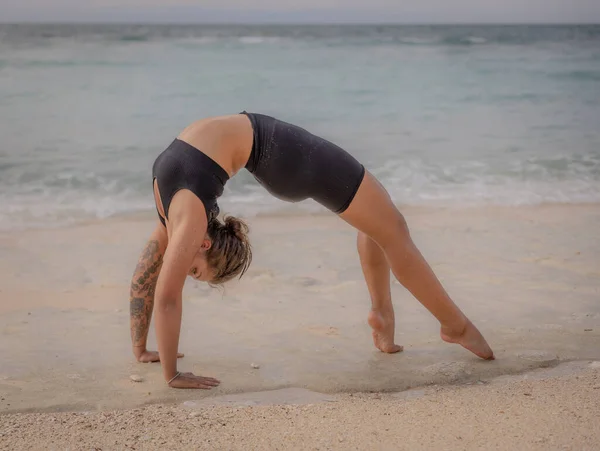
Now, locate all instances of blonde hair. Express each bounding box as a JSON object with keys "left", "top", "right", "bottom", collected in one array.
[{"left": 205, "top": 215, "right": 252, "bottom": 285}]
